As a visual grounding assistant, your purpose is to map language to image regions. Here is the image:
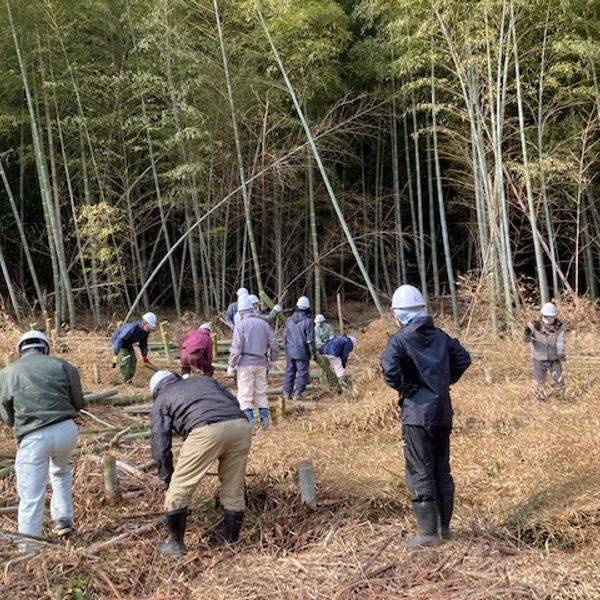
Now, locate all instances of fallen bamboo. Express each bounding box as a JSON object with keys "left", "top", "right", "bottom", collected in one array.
[
  {"left": 85, "top": 517, "right": 163, "bottom": 557},
  {"left": 0, "top": 506, "right": 18, "bottom": 515},
  {"left": 0, "top": 528, "right": 55, "bottom": 545},
  {"left": 83, "top": 388, "right": 119, "bottom": 403},
  {"left": 89, "top": 454, "right": 148, "bottom": 479}
]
